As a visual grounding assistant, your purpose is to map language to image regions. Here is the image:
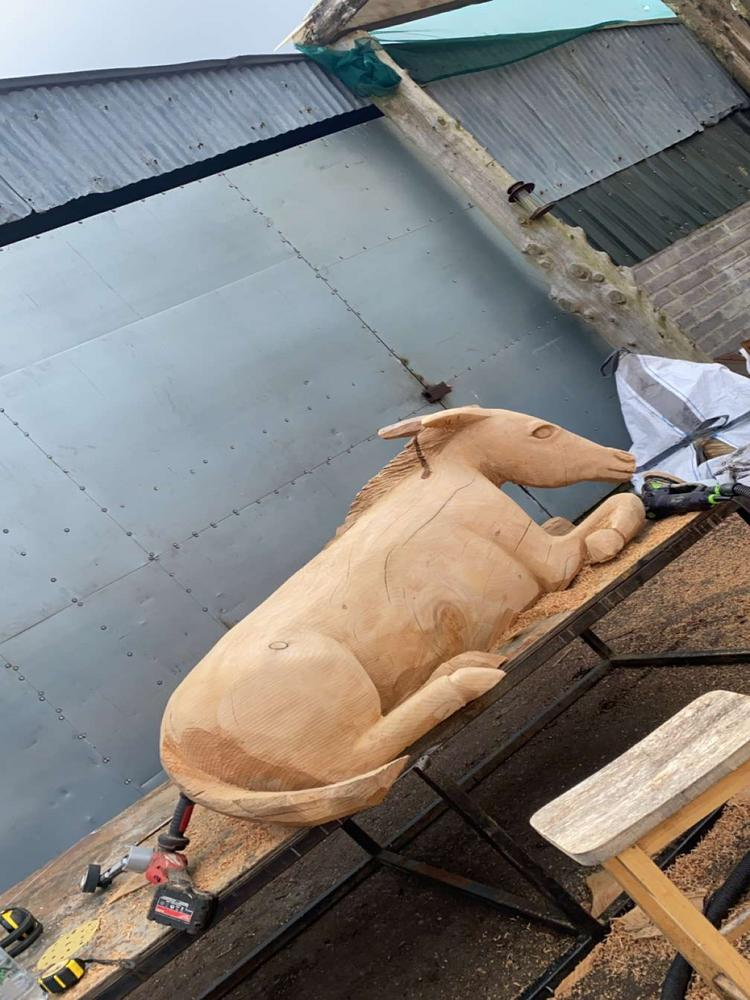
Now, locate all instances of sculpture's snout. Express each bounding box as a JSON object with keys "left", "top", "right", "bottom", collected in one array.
[{"left": 602, "top": 447, "right": 637, "bottom": 481}]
